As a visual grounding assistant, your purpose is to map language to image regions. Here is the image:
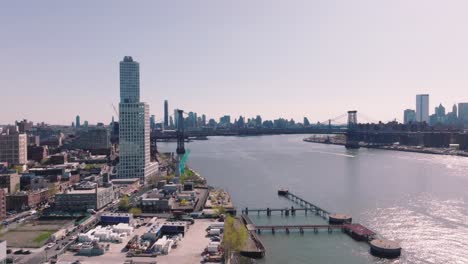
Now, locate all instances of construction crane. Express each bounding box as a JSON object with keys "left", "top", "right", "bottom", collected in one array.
[{"left": 111, "top": 103, "right": 119, "bottom": 117}]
